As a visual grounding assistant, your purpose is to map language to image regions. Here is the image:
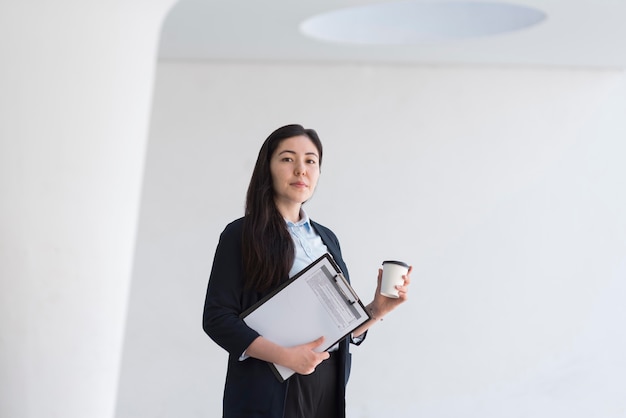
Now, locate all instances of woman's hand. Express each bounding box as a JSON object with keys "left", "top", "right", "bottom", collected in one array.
[
  {"left": 283, "top": 336, "right": 330, "bottom": 375},
  {"left": 352, "top": 266, "right": 412, "bottom": 338},
  {"left": 245, "top": 335, "right": 329, "bottom": 375},
  {"left": 371, "top": 265, "right": 412, "bottom": 318}
]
